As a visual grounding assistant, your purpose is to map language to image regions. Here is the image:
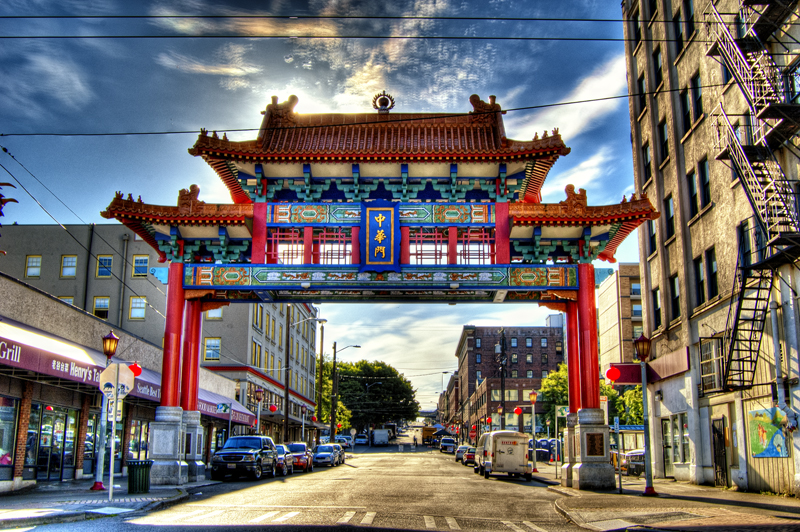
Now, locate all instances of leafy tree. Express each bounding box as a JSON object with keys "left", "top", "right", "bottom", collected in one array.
[
  {"left": 337, "top": 360, "right": 419, "bottom": 432},
  {"left": 539, "top": 364, "right": 569, "bottom": 431},
  {"left": 619, "top": 386, "right": 643, "bottom": 424},
  {"left": 317, "top": 358, "right": 352, "bottom": 429}
]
